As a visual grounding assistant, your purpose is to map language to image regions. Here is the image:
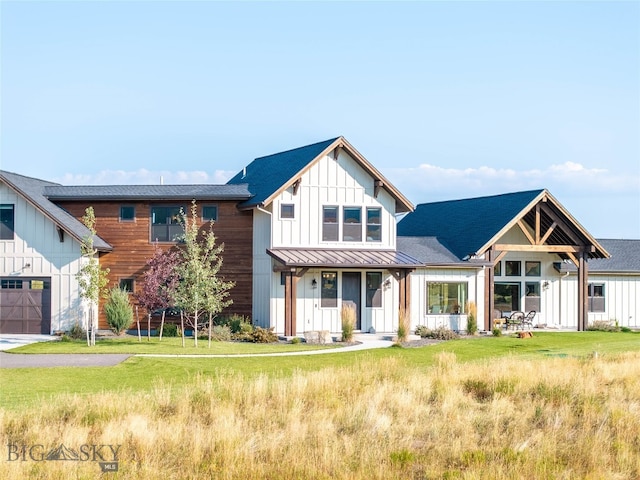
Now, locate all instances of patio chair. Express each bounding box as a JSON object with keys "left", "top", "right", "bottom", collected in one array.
[
  {"left": 505, "top": 311, "right": 524, "bottom": 330},
  {"left": 522, "top": 311, "right": 536, "bottom": 330}
]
